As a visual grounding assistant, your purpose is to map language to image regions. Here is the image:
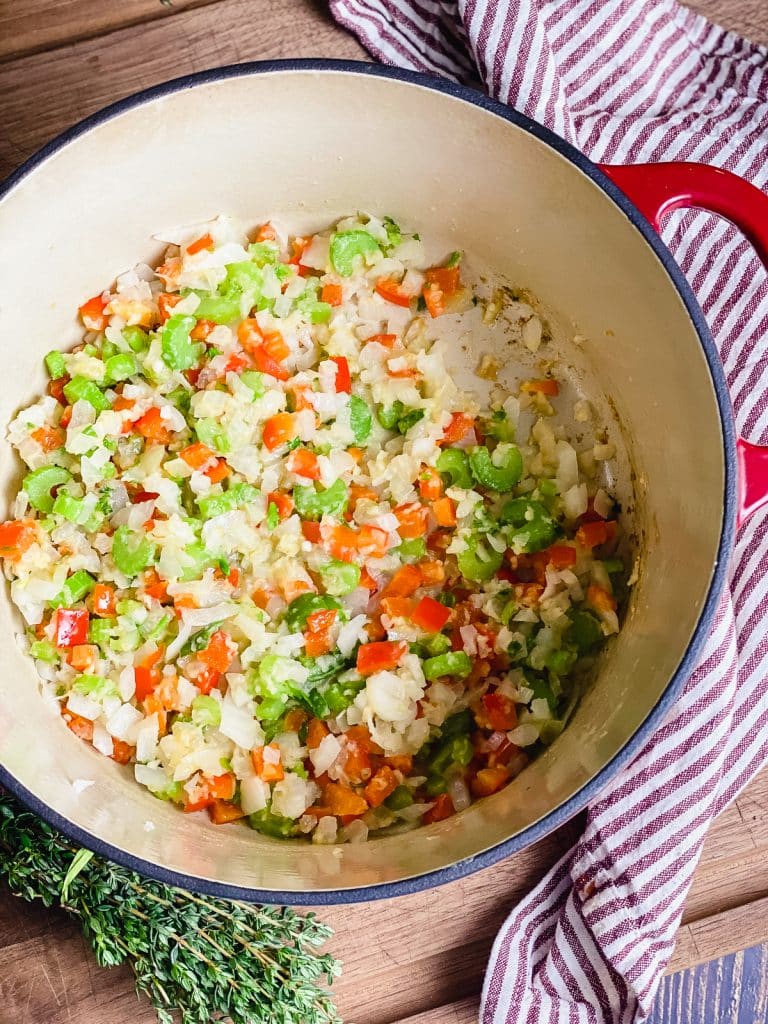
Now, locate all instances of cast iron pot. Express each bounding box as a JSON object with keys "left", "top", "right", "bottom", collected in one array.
[{"left": 1, "top": 61, "right": 767, "bottom": 904}]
